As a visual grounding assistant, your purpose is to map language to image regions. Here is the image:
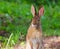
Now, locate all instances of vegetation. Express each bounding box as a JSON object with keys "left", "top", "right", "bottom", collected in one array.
[{"left": 0, "top": 0, "right": 60, "bottom": 47}]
